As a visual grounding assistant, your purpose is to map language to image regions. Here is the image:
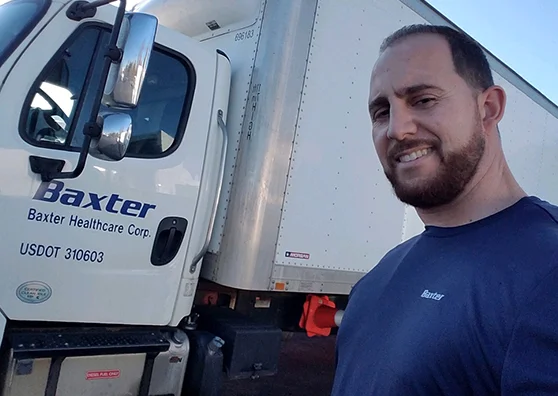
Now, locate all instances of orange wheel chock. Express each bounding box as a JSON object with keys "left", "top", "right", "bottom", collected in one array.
[{"left": 299, "top": 294, "right": 339, "bottom": 337}]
